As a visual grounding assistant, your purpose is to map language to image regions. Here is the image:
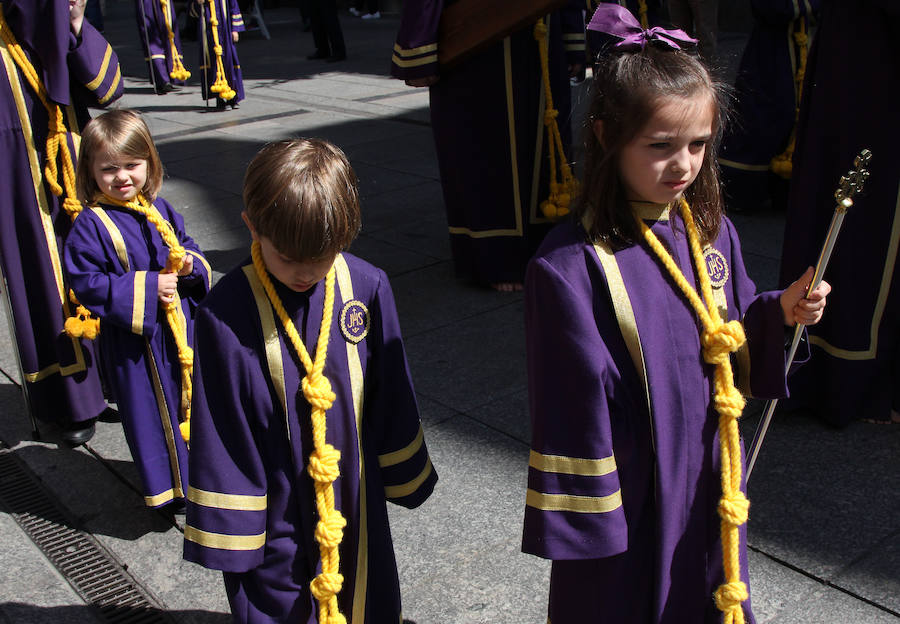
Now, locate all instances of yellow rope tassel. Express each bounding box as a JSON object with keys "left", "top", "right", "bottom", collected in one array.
[
  {"left": 64, "top": 291, "right": 101, "bottom": 339},
  {"left": 534, "top": 18, "right": 578, "bottom": 221},
  {"left": 159, "top": 0, "right": 191, "bottom": 81},
  {"left": 104, "top": 194, "right": 194, "bottom": 442},
  {"left": 771, "top": 18, "right": 809, "bottom": 180},
  {"left": 251, "top": 241, "right": 347, "bottom": 624},
  {"left": 205, "top": 0, "right": 236, "bottom": 101},
  {"left": 638, "top": 197, "right": 749, "bottom": 624}
]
